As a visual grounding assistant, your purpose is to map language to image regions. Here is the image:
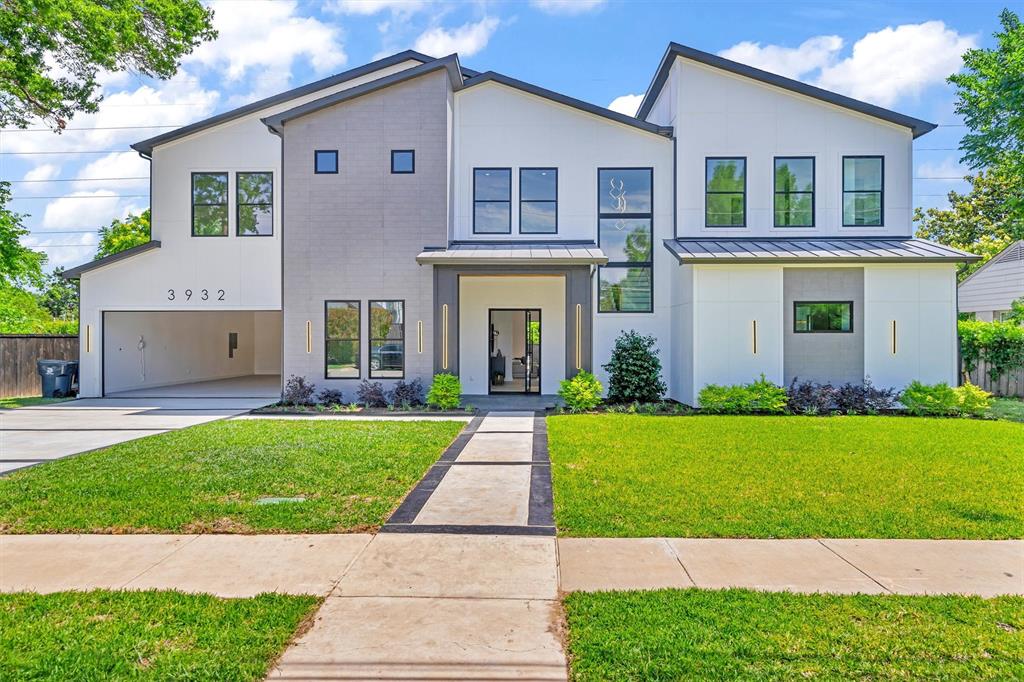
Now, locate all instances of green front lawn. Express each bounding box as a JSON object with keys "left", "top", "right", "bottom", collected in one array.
[
  {"left": 0, "top": 396, "right": 72, "bottom": 409},
  {"left": 564, "top": 589, "right": 1024, "bottom": 680},
  {"left": 0, "top": 590, "right": 318, "bottom": 680},
  {"left": 993, "top": 397, "right": 1024, "bottom": 423},
  {"left": 549, "top": 414, "right": 1024, "bottom": 538},
  {"left": 0, "top": 419, "right": 463, "bottom": 533}
]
